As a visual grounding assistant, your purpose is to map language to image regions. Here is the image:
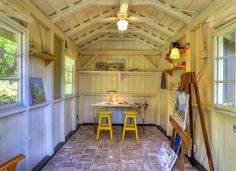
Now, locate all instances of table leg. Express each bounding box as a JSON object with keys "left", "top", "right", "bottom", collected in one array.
[
  {"left": 94, "top": 107, "right": 96, "bottom": 133},
  {"left": 142, "top": 110, "right": 145, "bottom": 133}
]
